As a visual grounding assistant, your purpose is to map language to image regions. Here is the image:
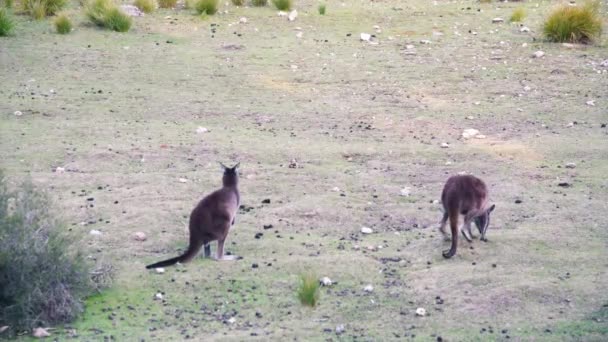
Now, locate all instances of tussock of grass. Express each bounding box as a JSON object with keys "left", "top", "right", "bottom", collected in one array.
[
  {"left": 543, "top": 0, "right": 603, "bottom": 43},
  {"left": 271, "top": 0, "right": 290, "bottom": 11},
  {"left": 251, "top": 0, "right": 266, "bottom": 7},
  {"left": 318, "top": 3, "right": 325, "bottom": 15},
  {"left": 23, "top": 0, "right": 67, "bottom": 18},
  {"left": 134, "top": 0, "right": 156, "bottom": 13},
  {"left": 85, "top": 0, "right": 132, "bottom": 32},
  {"left": 157, "top": 0, "right": 176, "bottom": 8},
  {"left": 54, "top": 13, "right": 72, "bottom": 34},
  {"left": 231, "top": 0, "right": 243, "bottom": 5},
  {"left": 297, "top": 273, "right": 320, "bottom": 307},
  {"left": 0, "top": 7, "right": 13, "bottom": 36},
  {"left": 195, "top": 0, "right": 218, "bottom": 15},
  {"left": 510, "top": 7, "right": 526, "bottom": 22}
]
